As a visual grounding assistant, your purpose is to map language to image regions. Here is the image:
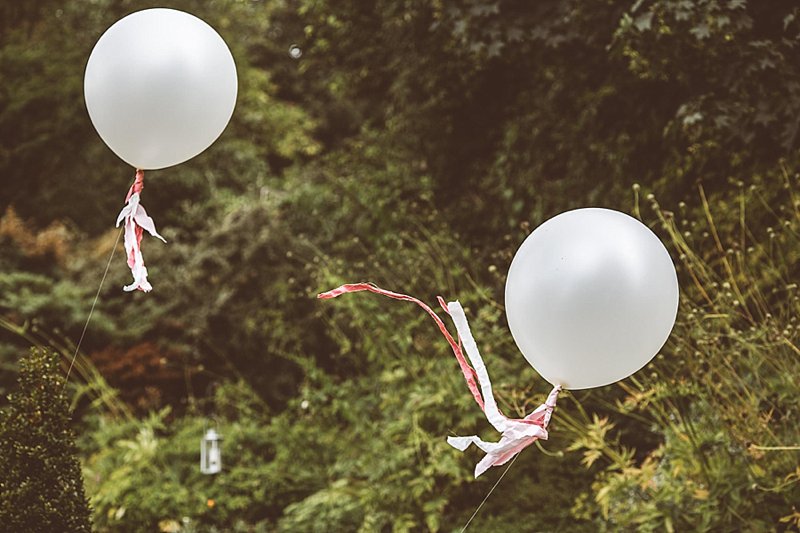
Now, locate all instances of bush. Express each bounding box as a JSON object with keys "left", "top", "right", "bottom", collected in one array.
[
  {"left": 0, "top": 348, "right": 92, "bottom": 532},
  {"left": 82, "top": 382, "right": 280, "bottom": 532}
]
